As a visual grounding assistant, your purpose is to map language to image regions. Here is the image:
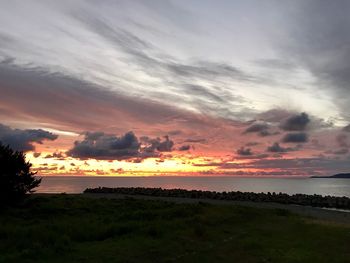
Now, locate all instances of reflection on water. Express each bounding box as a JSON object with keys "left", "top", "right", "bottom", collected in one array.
[{"left": 36, "top": 176, "right": 350, "bottom": 197}]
